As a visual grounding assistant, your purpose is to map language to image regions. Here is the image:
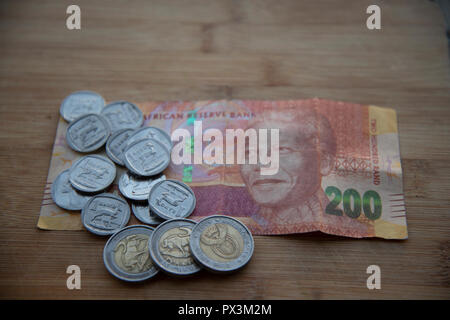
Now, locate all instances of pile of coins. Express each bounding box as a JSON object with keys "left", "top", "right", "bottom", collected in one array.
[{"left": 52, "top": 91, "right": 254, "bottom": 282}]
